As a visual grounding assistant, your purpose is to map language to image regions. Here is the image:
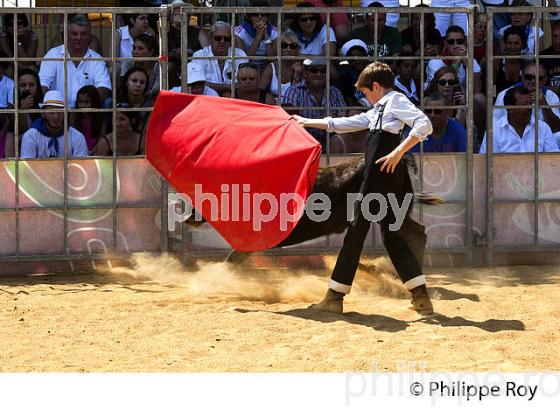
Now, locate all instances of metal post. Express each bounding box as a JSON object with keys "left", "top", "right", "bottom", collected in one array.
[{"left": 485, "top": 8, "right": 495, "bottom": 266}]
